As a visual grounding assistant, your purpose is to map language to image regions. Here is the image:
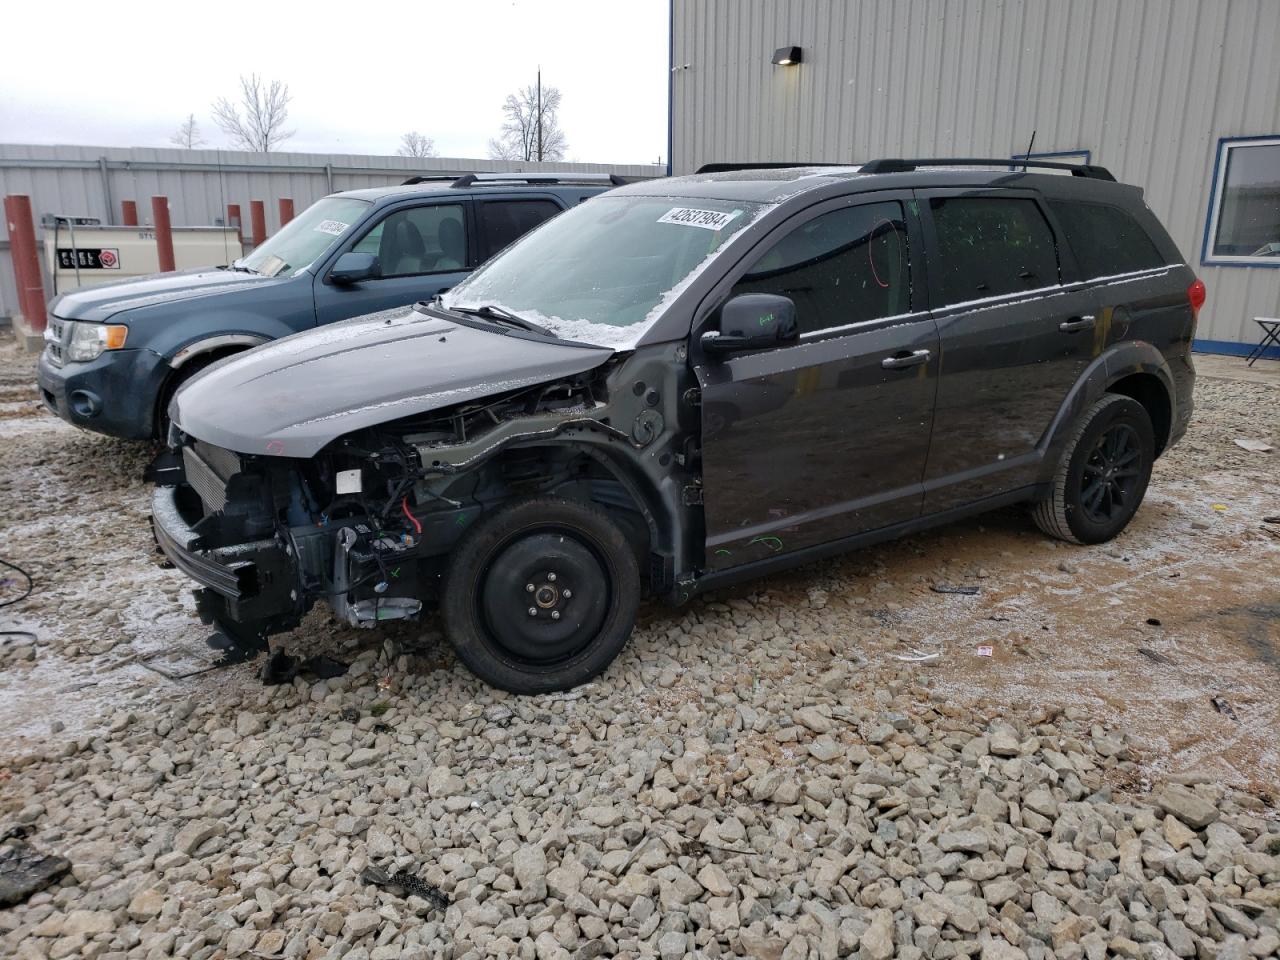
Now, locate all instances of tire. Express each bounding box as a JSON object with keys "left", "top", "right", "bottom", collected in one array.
[
  {"left": 440, "top": 497, "right": 641, "bottom": 693},
  {"left": 1033, "top": 393, "right": 1155, "bottom": 545}
]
